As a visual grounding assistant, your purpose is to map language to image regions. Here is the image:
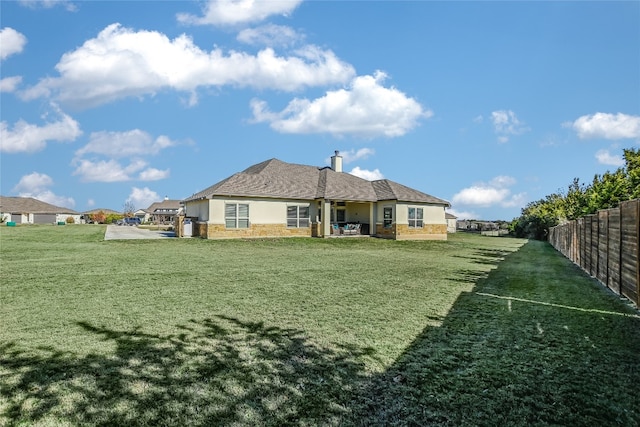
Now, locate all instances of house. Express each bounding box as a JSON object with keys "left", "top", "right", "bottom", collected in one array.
[
  {"left": 146, "top": 197, "right": 181, "bottom": 224},
  {"left": 0, "top": 196, "right": 81, "bottom": 224},
  {"left": 445, "top": 212, "right": 457, "bottom": 233},
  {"left": 182, "top": 152, "right": 450, "bottom": 240}
]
